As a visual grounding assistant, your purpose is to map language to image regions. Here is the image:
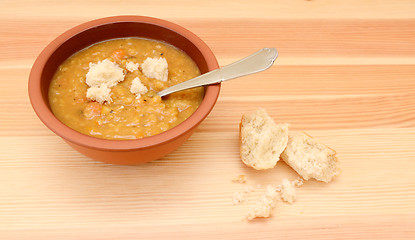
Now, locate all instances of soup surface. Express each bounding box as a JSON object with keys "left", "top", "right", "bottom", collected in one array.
[{"left": 49, "top": 38, "right": 204, "bottom": 140}]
